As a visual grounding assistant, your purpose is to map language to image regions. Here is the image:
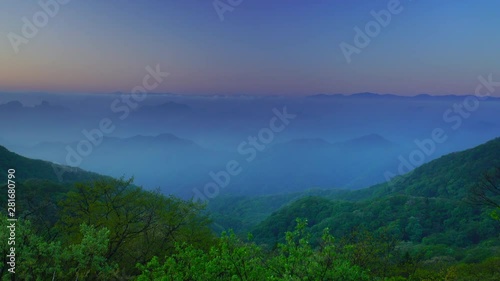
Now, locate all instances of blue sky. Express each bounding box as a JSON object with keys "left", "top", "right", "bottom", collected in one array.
[{"left": 1, "top": 0, "right": 499, "bottom": 96}]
